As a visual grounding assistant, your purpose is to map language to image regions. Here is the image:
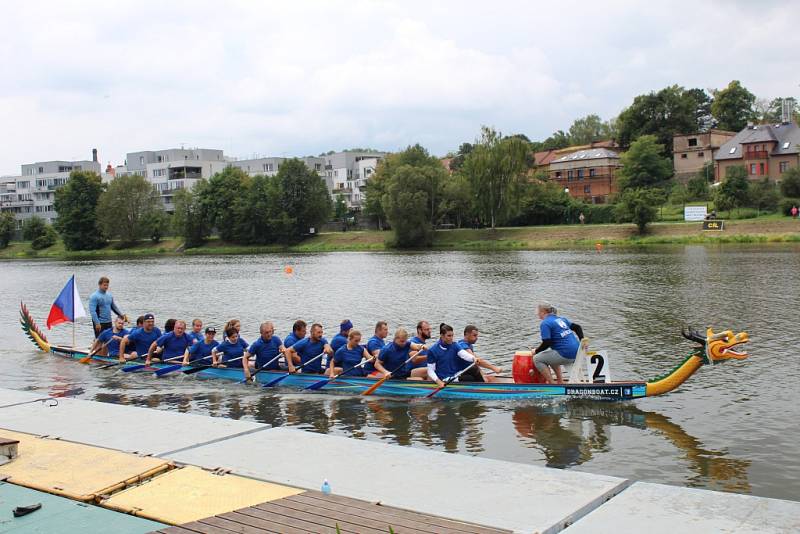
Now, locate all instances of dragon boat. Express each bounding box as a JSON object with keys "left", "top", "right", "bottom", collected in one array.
[{"left": 20, "top": 302, "right": 748, "bottom": 401}]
